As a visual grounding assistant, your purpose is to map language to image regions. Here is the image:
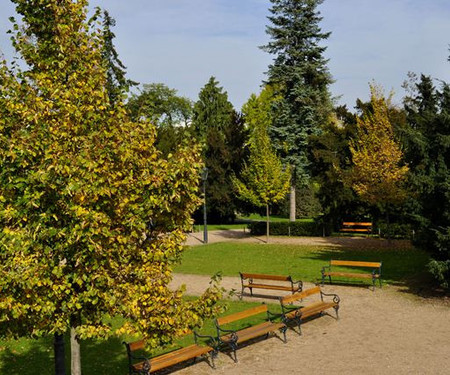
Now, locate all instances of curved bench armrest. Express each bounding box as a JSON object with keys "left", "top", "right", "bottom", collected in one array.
[{"left": 320, "top": 291, "right": 340, "bottom": 304}]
